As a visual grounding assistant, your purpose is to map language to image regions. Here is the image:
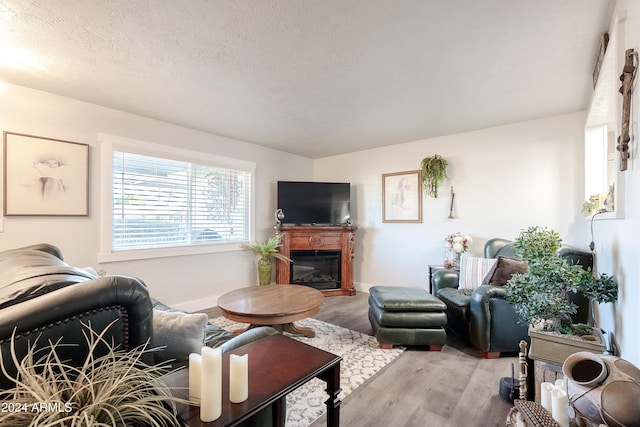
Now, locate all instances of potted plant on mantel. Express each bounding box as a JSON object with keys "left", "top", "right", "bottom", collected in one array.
[
  {"left": 505, "top": 226, "right": 618, "bottom": 365},
  {"left": 241, "top": 235, "right": 292, "bottom": 285}
]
